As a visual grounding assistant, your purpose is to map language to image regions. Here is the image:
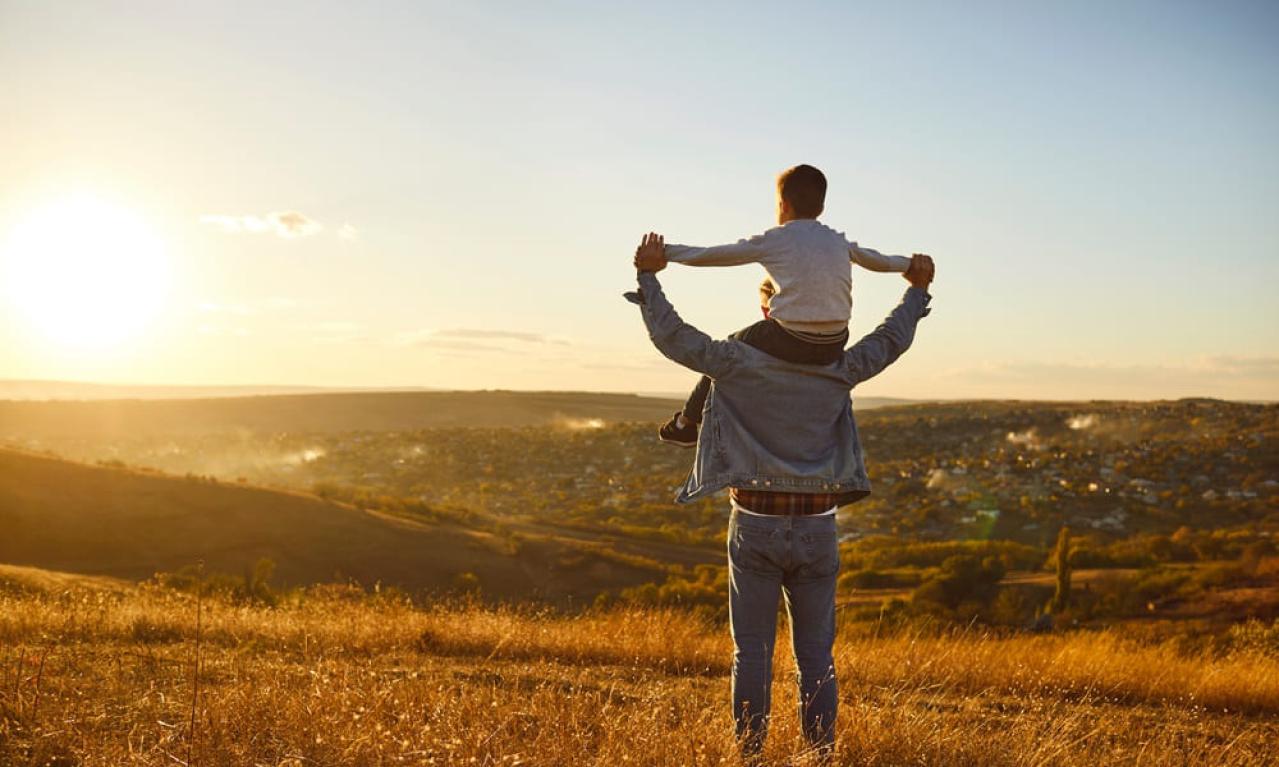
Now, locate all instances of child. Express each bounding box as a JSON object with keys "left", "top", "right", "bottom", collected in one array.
[{"left": 652, "top": 164, "right": 924, "bottom": 446}]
